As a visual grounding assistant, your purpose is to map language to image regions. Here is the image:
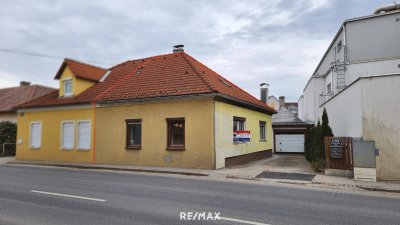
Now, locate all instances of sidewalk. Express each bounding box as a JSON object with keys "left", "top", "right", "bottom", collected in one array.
[
  {"left": 0, "top": 156, "right": 15, "bottom": 165},
  {"left": 7, "top": 160, "right": 210, "bottom": 176},
  {"left": 6, "top": 159, "right": 400, "bottom": 194}
]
